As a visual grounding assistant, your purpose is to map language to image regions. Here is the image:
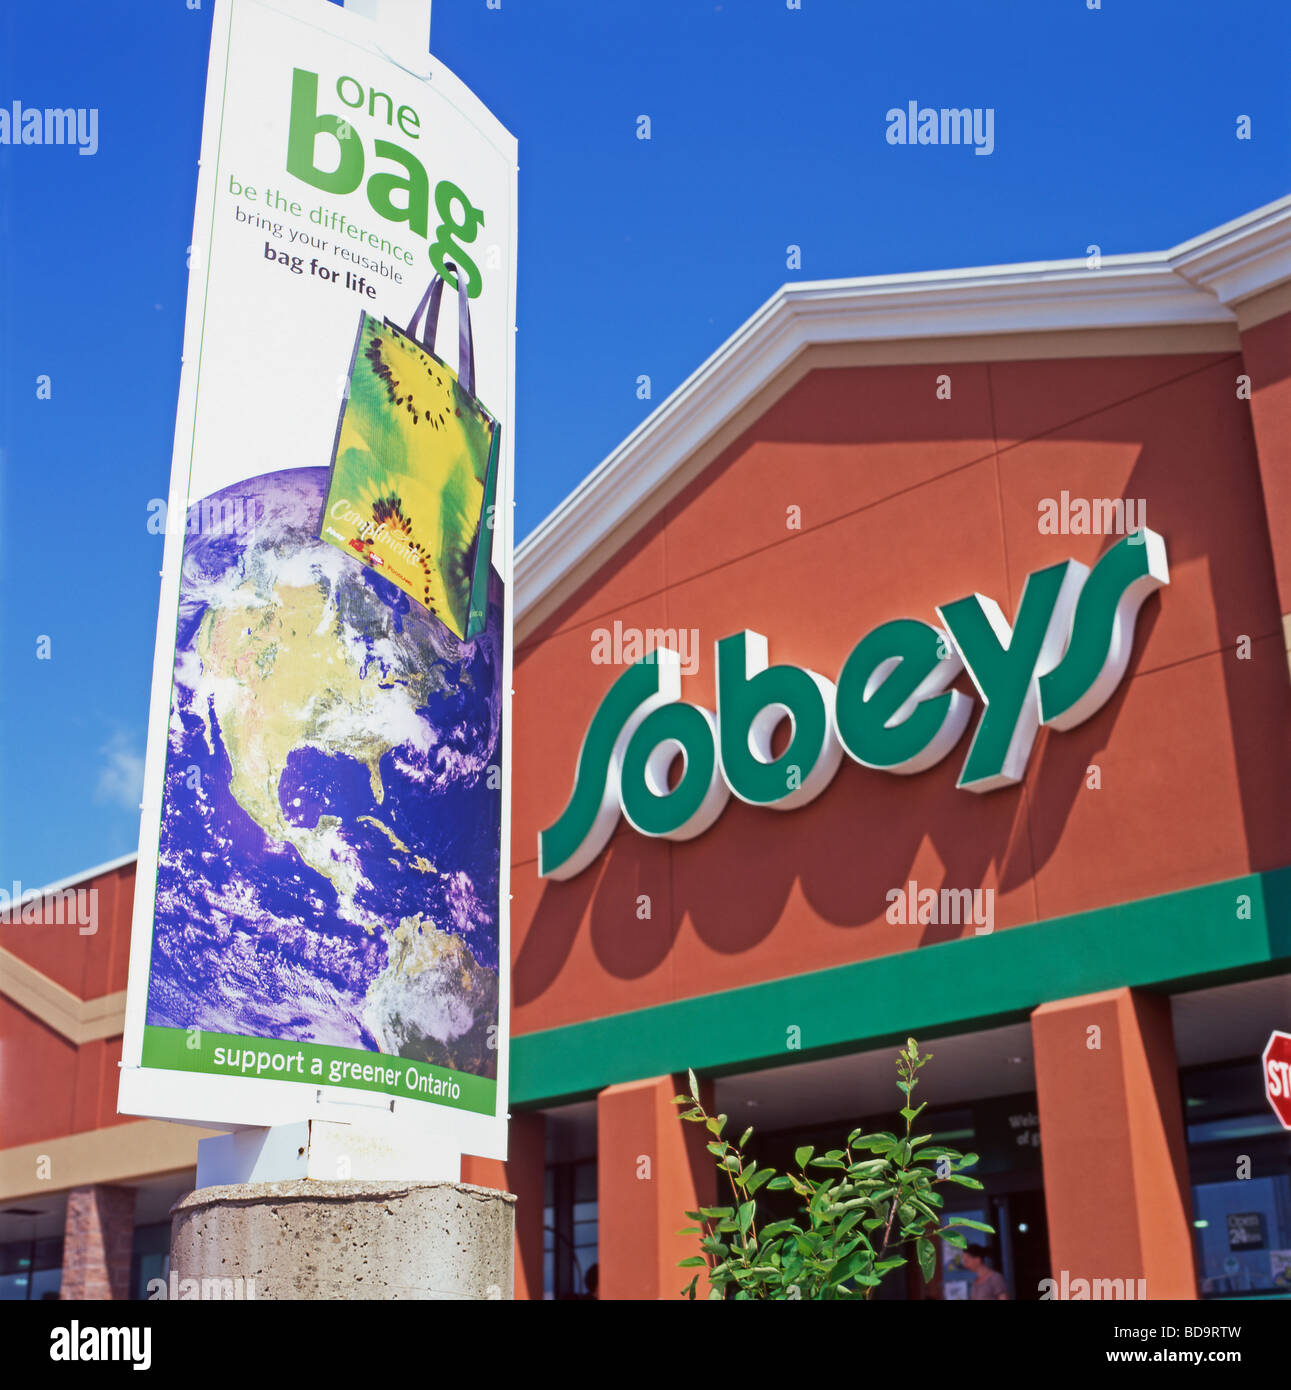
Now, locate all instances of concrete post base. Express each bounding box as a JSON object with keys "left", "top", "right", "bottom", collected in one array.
[{"left": 169, "top": 1180, "right": 515, "bottom": 1300}]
